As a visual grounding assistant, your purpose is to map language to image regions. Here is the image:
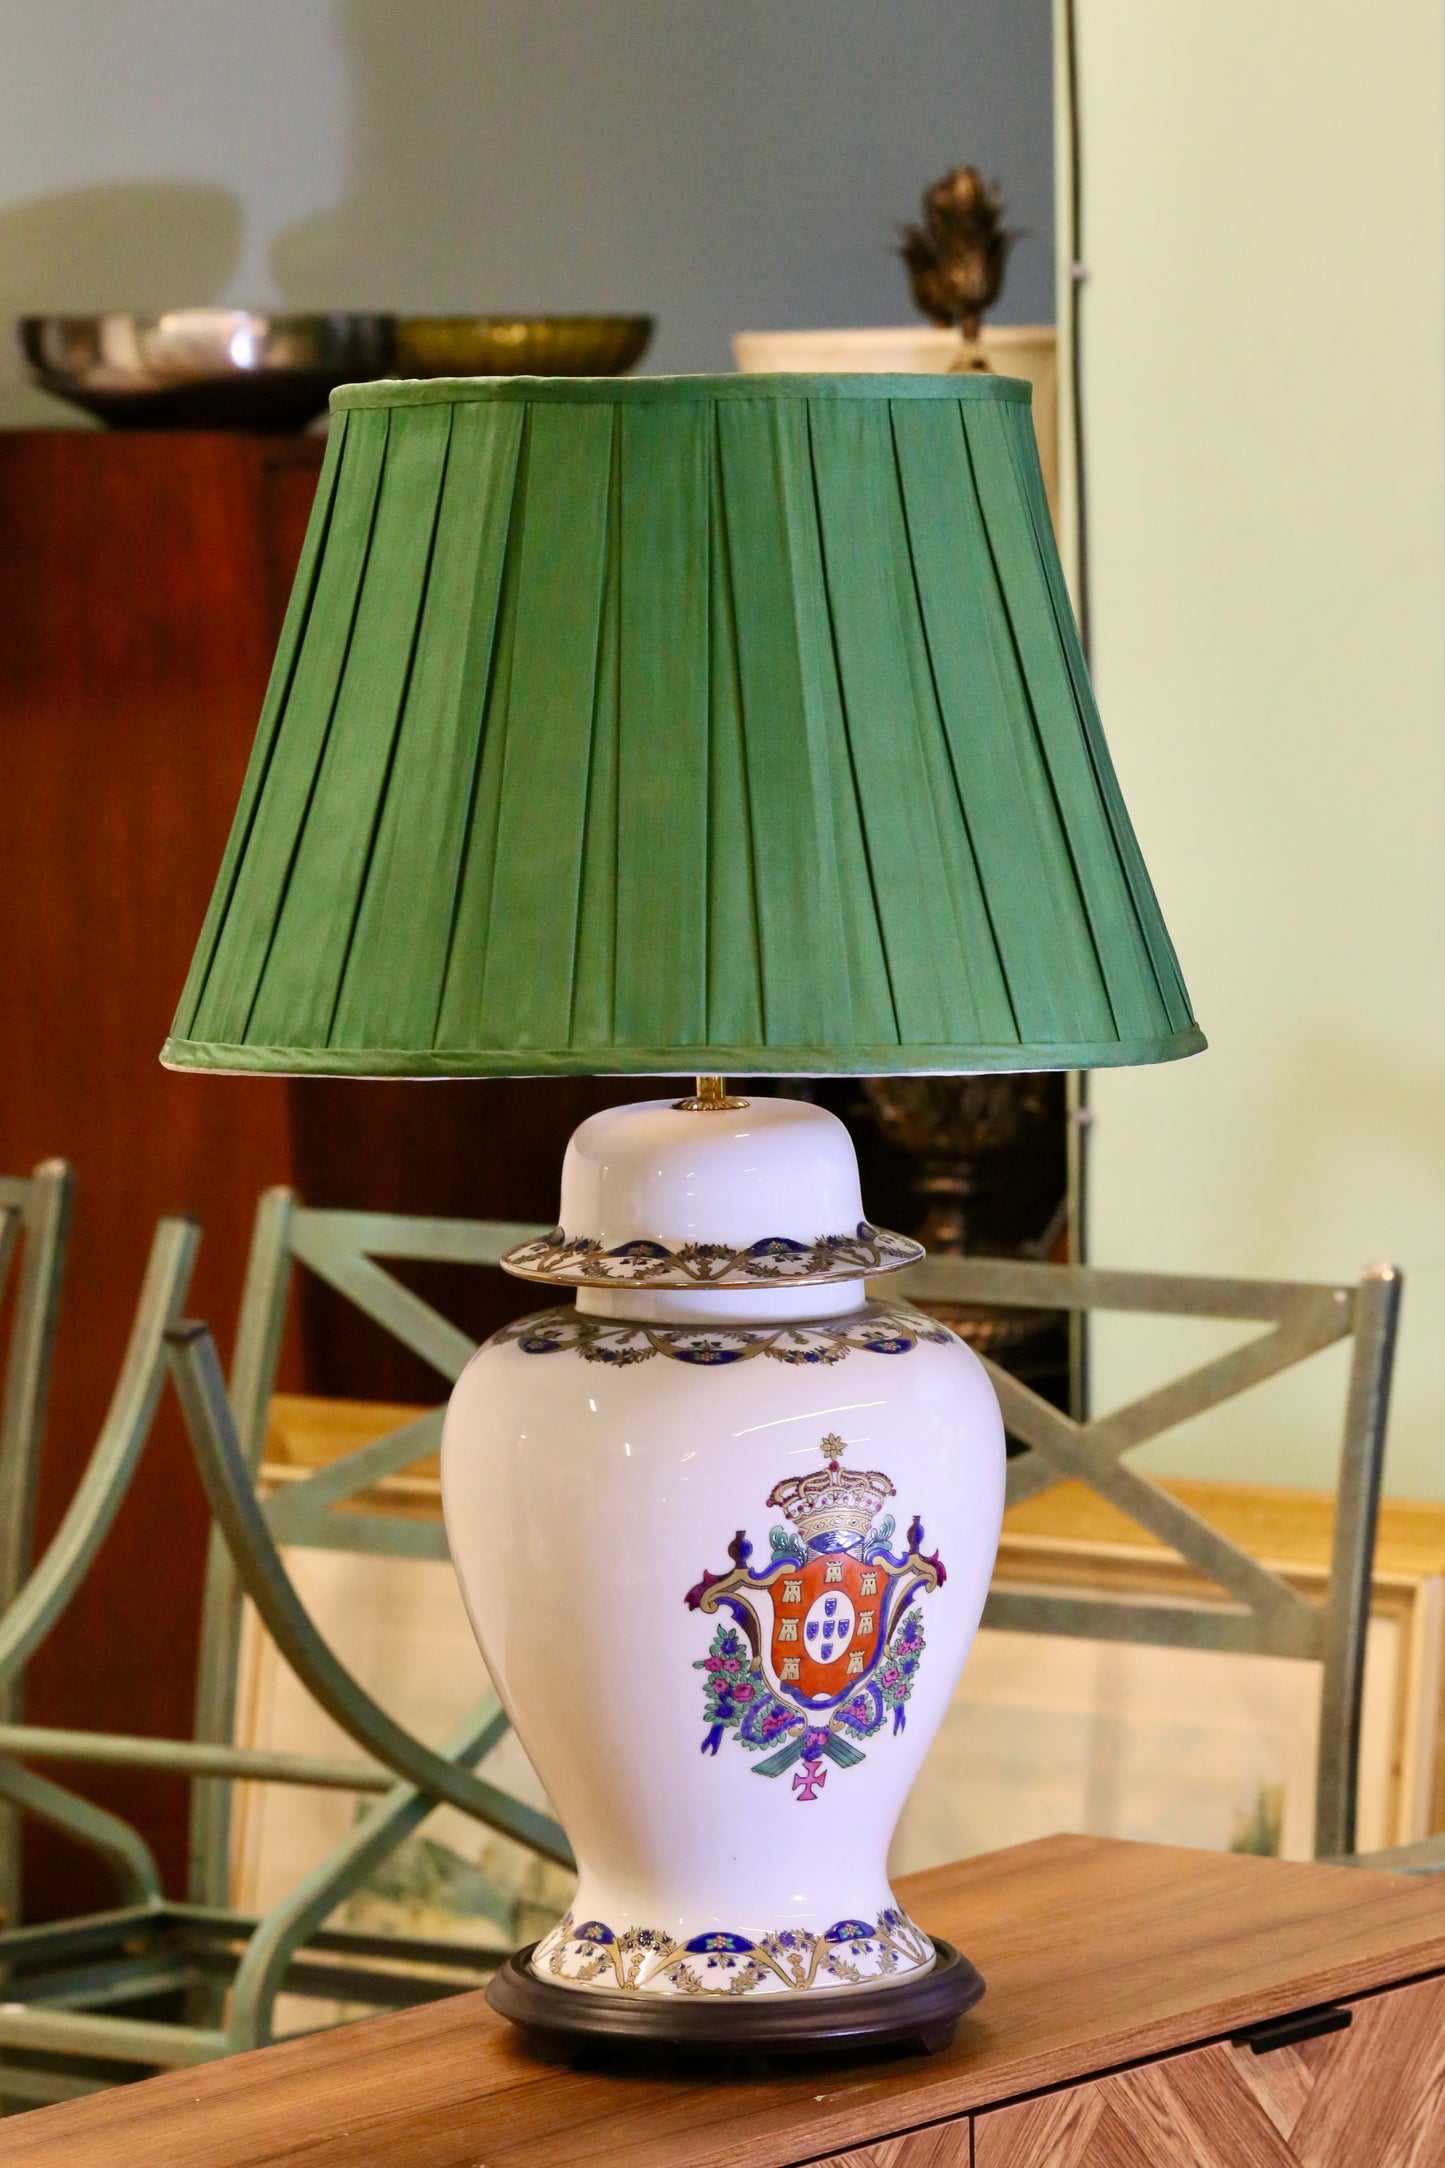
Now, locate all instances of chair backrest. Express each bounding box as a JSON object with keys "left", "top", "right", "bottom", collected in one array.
[
  {"left": 0, "top": 1162, "right": 74, "bottom": 1623},
  {"left": 187, "top": 1190, "right": 548, "bottom": 1904},
  {"left": 0, "top": 1161, "right": 73, "bottom": 1924},
  {"left": 0, "top": 1209, "right": 197, "bottom": 1933},
  {"left": 190, "top": 1205, "right": 1398, "bottom": 1884},
  {"left": 891, "top": 1253, "right": 1402, "bottom": 1858}
]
